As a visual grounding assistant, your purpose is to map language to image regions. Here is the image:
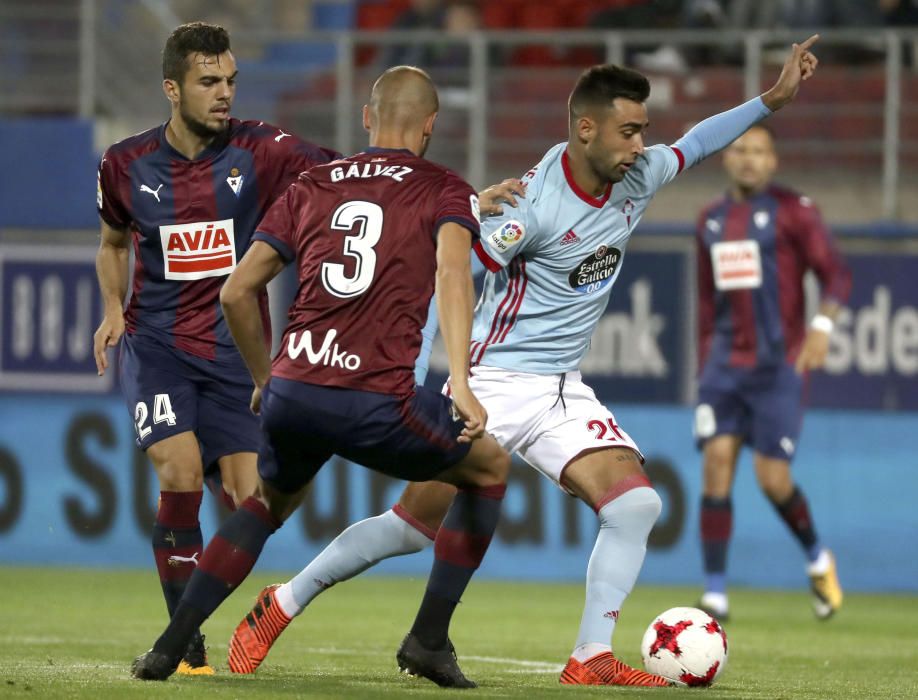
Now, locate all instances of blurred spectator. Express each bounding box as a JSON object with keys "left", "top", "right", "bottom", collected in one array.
[
  {"left": 880, "top": 0, "right": 918, "bottom": 25},
  {"left": 377, "top": 0, "right": 481, "bottom": 70},
  {"left": 686, "top": 1, "right": 889, "bottom": 64},
  {"left": 588, "top": 0, "right": 687, "bottom": 73}
]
